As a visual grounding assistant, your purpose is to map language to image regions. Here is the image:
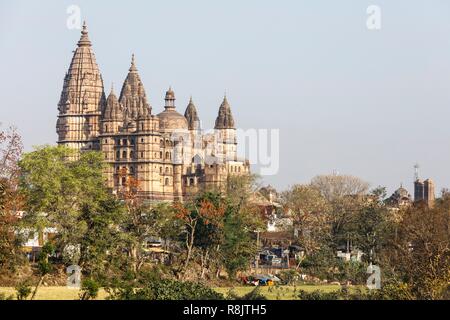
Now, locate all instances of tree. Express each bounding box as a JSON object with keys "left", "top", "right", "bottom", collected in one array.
[
  {"left": 311, "top": 174, "right": 369, "bottom": 202},
  {"left": 19, "top": 146, "right": 125, "bottom": 280},
  {"left": 174, "top": 193, "right": 226, "bottom": 278},
  {"left": 30, "top": 242, "right": 55, "bottom": 300},
  {"left": 0, "top": 125, "right": 23, "bottom": 181},
  {"left": 281, "top": 185, "right": 331, "bottom": 256},
  {"left": 78, "top": 198, "right": 125, "bottom": 279},
  {"left": 0, "top": 178, "right": 25, "bottom": 271},
  {"left": 117, "top": 174, "right": 177, "bottom": 275},
  {"left": 310, "top": 174, "right": 370, "bottom": 248},
  {"left": 0, "top": 126, "right": 24, "bottom": 272},
  {"left": 381, "top": 198, "right": 450, "bottom": 299},
  {"left": 351, "top": 191, "right": 391, "bottom": 264},
  {"left": 221, "top": 206, "right": 258, "bottom": 280}
]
